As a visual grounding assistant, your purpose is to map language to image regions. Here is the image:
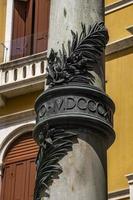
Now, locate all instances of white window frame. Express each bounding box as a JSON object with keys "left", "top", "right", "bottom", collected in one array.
[{"left": 4, "top": 0, "right": 14, "bottom": 62}]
